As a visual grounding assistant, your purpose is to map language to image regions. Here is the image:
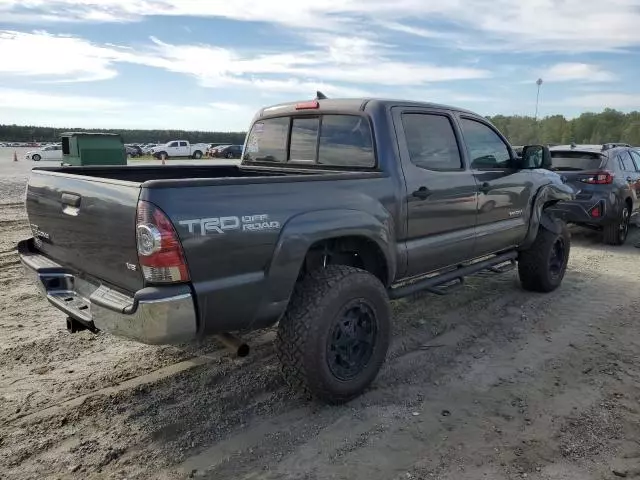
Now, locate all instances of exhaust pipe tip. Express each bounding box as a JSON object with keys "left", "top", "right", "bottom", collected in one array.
[
  {"left": 216, "top": 332, "right": 250, "bottom": 358},
  {"left": 237, "top": 343, "right": 250, "bottom": 358}
]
